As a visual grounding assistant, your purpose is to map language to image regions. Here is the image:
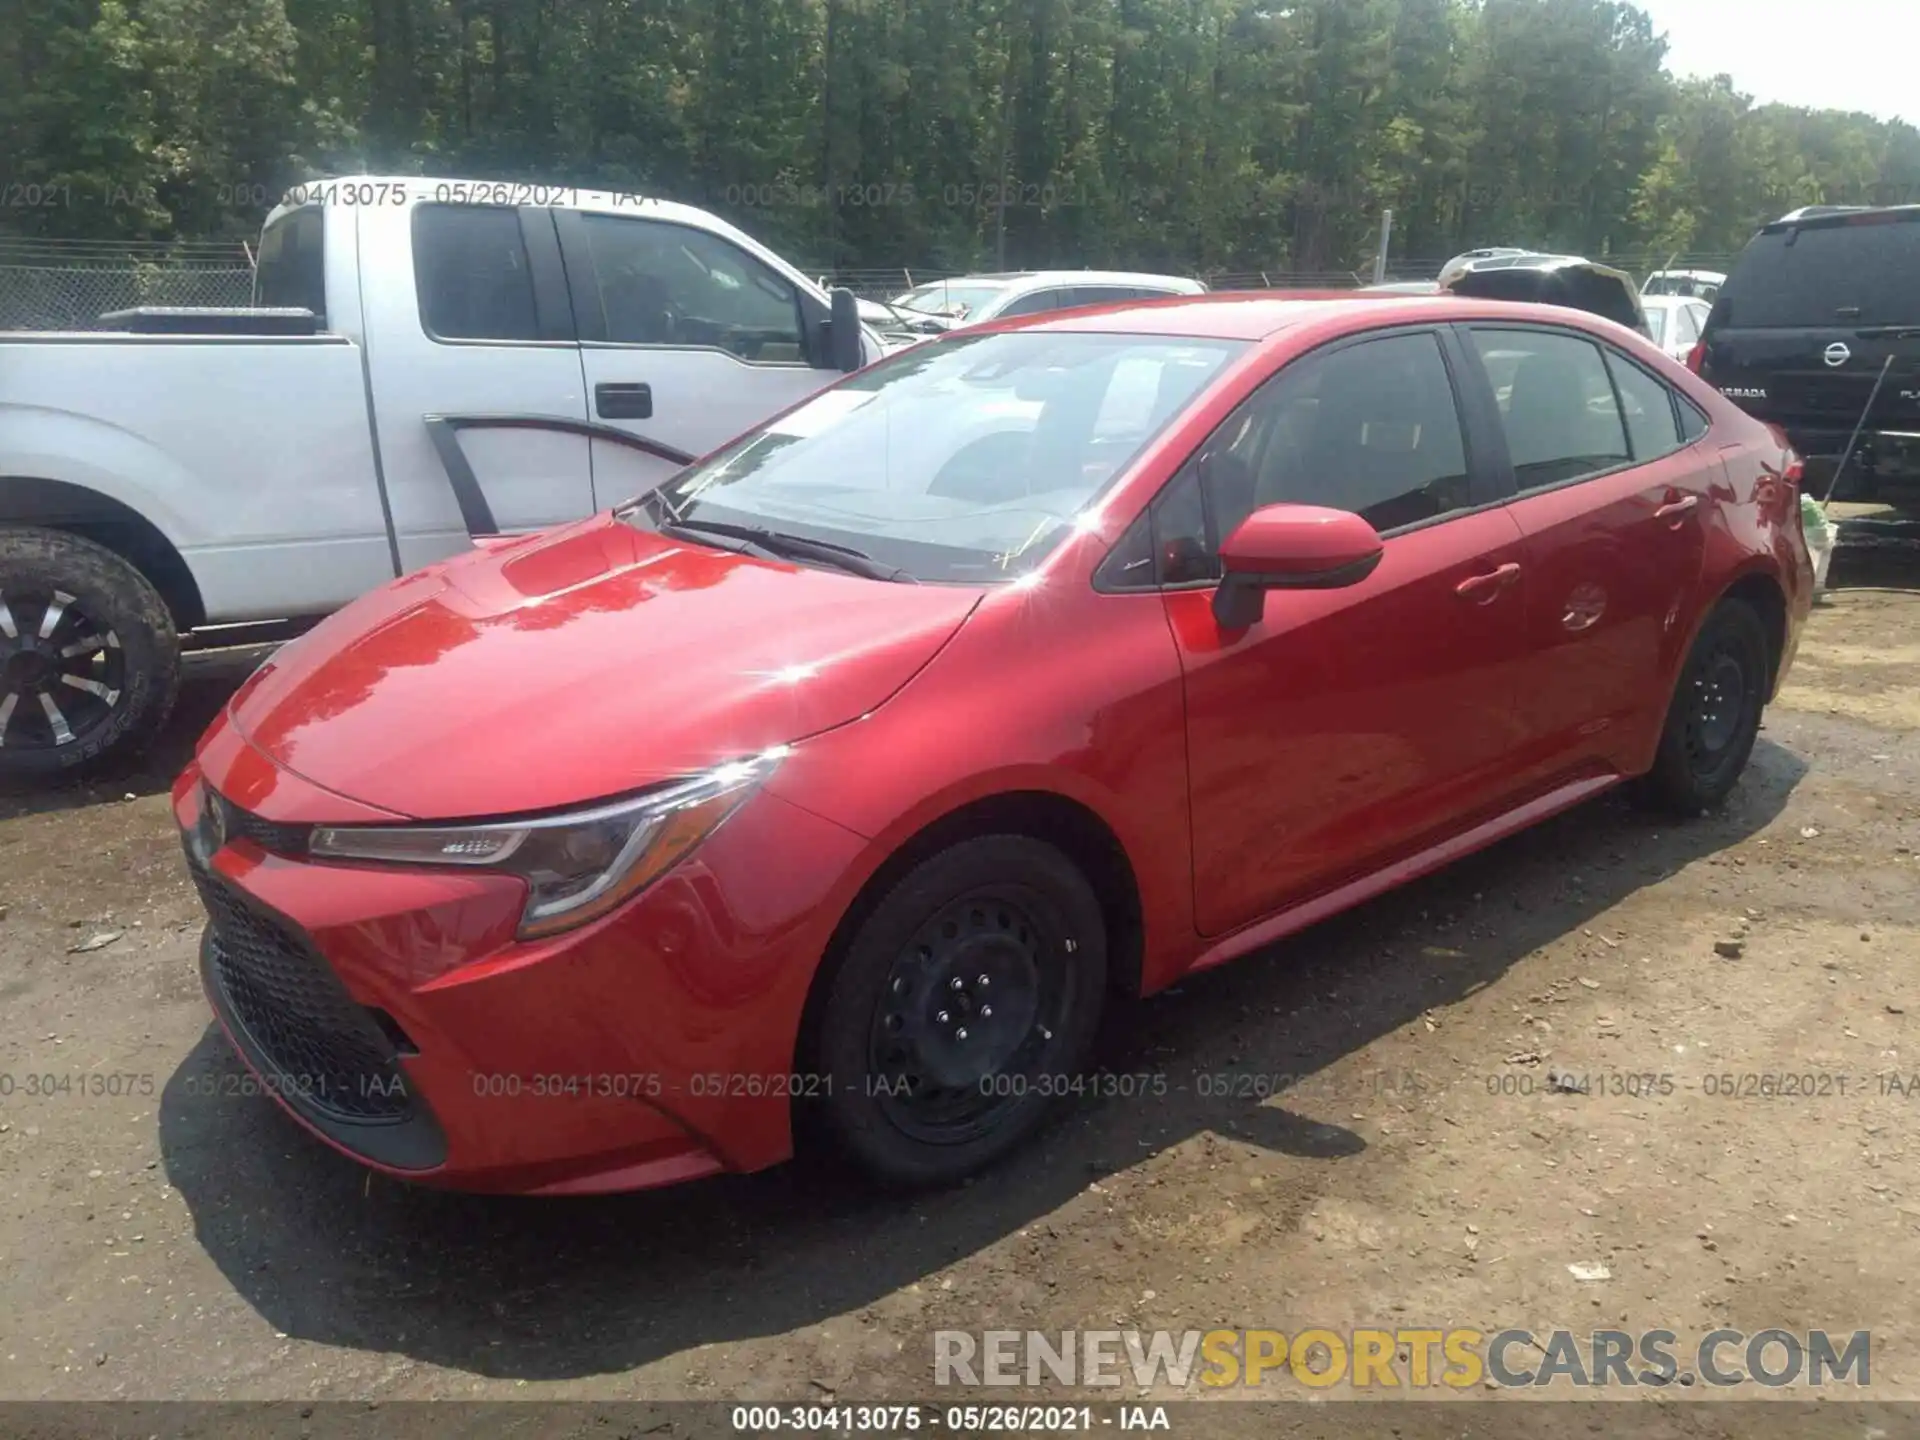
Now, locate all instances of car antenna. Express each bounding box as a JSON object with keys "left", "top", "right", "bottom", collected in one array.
[{"left": 1820, "top": 353, "right": 1897, "bottom": 505}]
